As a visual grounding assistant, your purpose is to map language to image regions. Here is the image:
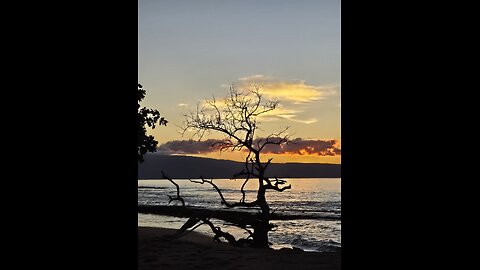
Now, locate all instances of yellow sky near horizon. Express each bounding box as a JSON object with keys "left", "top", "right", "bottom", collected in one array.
[
  {"left": 144, "top": 79, "right": 341, "bottom": 164},
  {"left": 183, "top": 151, "right": 341, "bottom": 164}
]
